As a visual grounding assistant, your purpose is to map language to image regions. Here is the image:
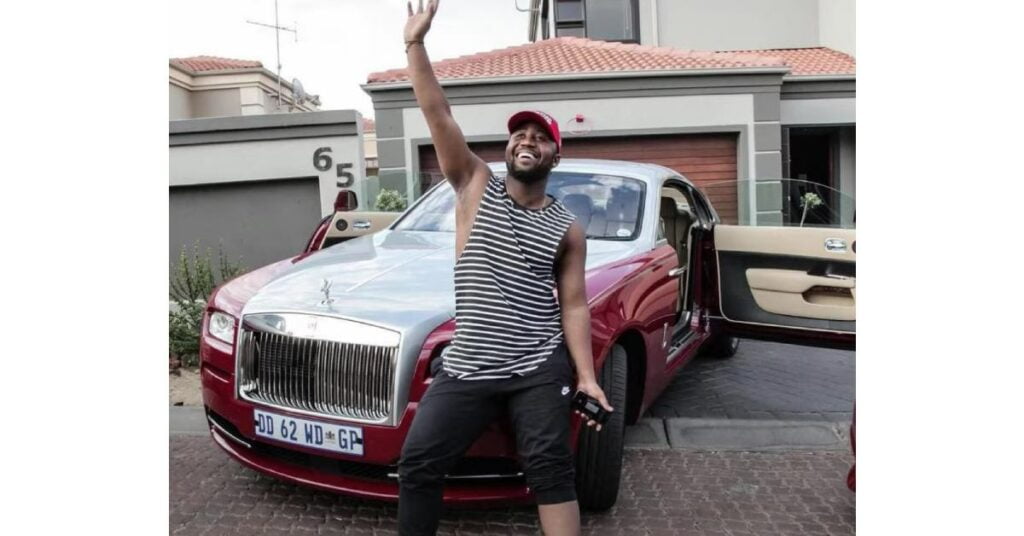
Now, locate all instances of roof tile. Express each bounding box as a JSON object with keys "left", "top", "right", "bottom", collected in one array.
[
  {"left": 170, "top": 56, "right": 263, "bottom": 73},
  {"left": 732, "top": 47, "right": 855, "bottom": 76},
  {"left": 367, "top": 38, "right": 853, "bottom": 84}
]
